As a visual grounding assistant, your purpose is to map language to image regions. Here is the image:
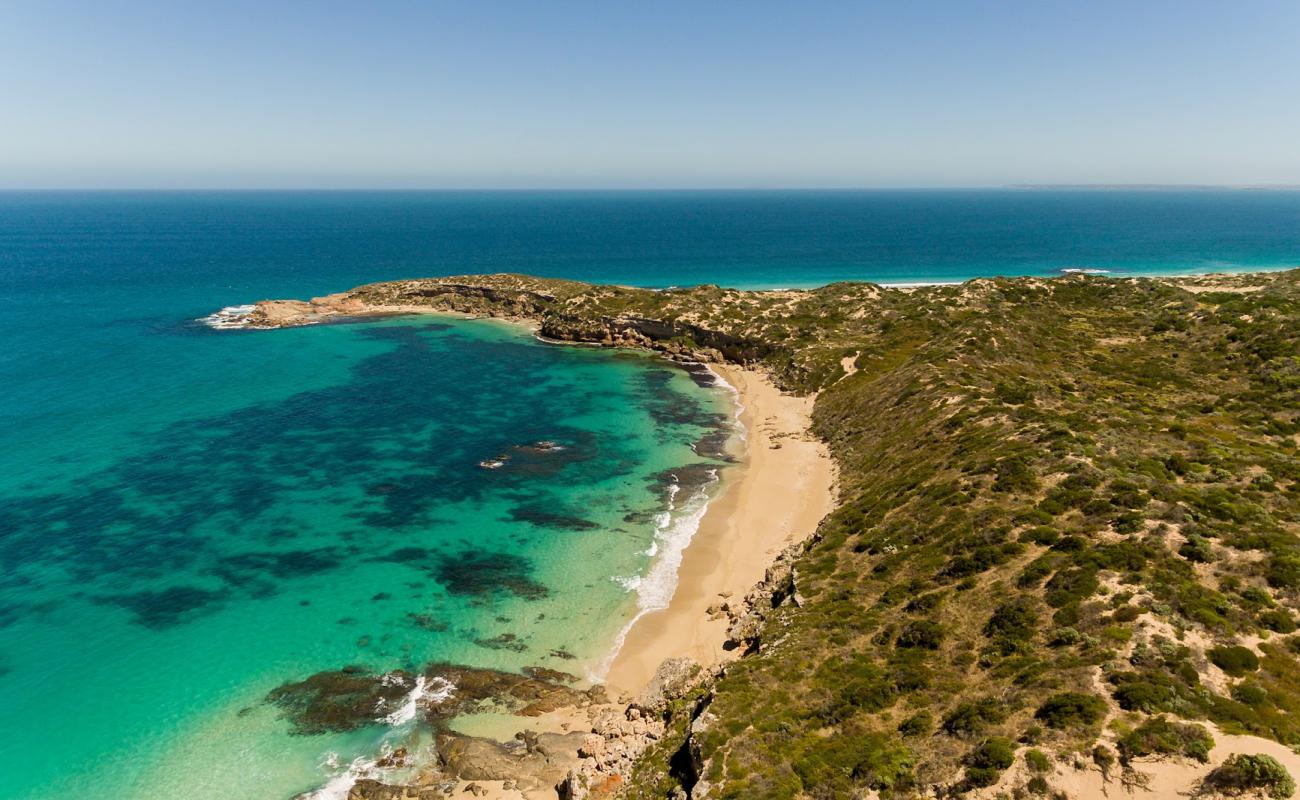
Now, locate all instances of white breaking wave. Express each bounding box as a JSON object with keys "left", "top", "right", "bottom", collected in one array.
[
  {"left": 297, "top": 754, "right": 379, "bottom": 800},
  {"left": 705, "top": 365, "right": 747, "bottom": 443},
  {"left": 297, "top": 675, "right": 455, "bottom": 800},
  {"left": 594, "top": 366, "right": 746, "bottom": 680},
  {"left": 595, "top": 470, "right": 718, "bottom": 681},
  {"left": 197, "top": 304, "right": 257, "bottom": 329},
  {"left": 1060, "top": 267, "right": 1112, "bottom": 275},
  {"left": 380, "top": 675, "right": 454, "bottom": 726}
]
